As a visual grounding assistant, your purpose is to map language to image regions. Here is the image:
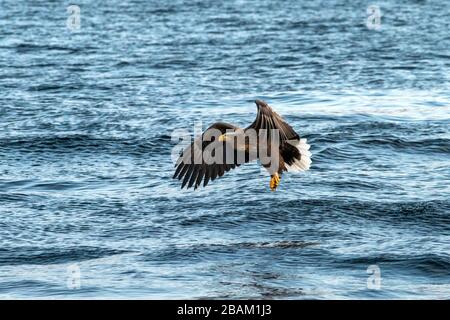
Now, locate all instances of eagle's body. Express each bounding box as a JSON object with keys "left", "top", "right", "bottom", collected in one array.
[{"left": 173, "top": 100, "right": 311, "bottom": 191}]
